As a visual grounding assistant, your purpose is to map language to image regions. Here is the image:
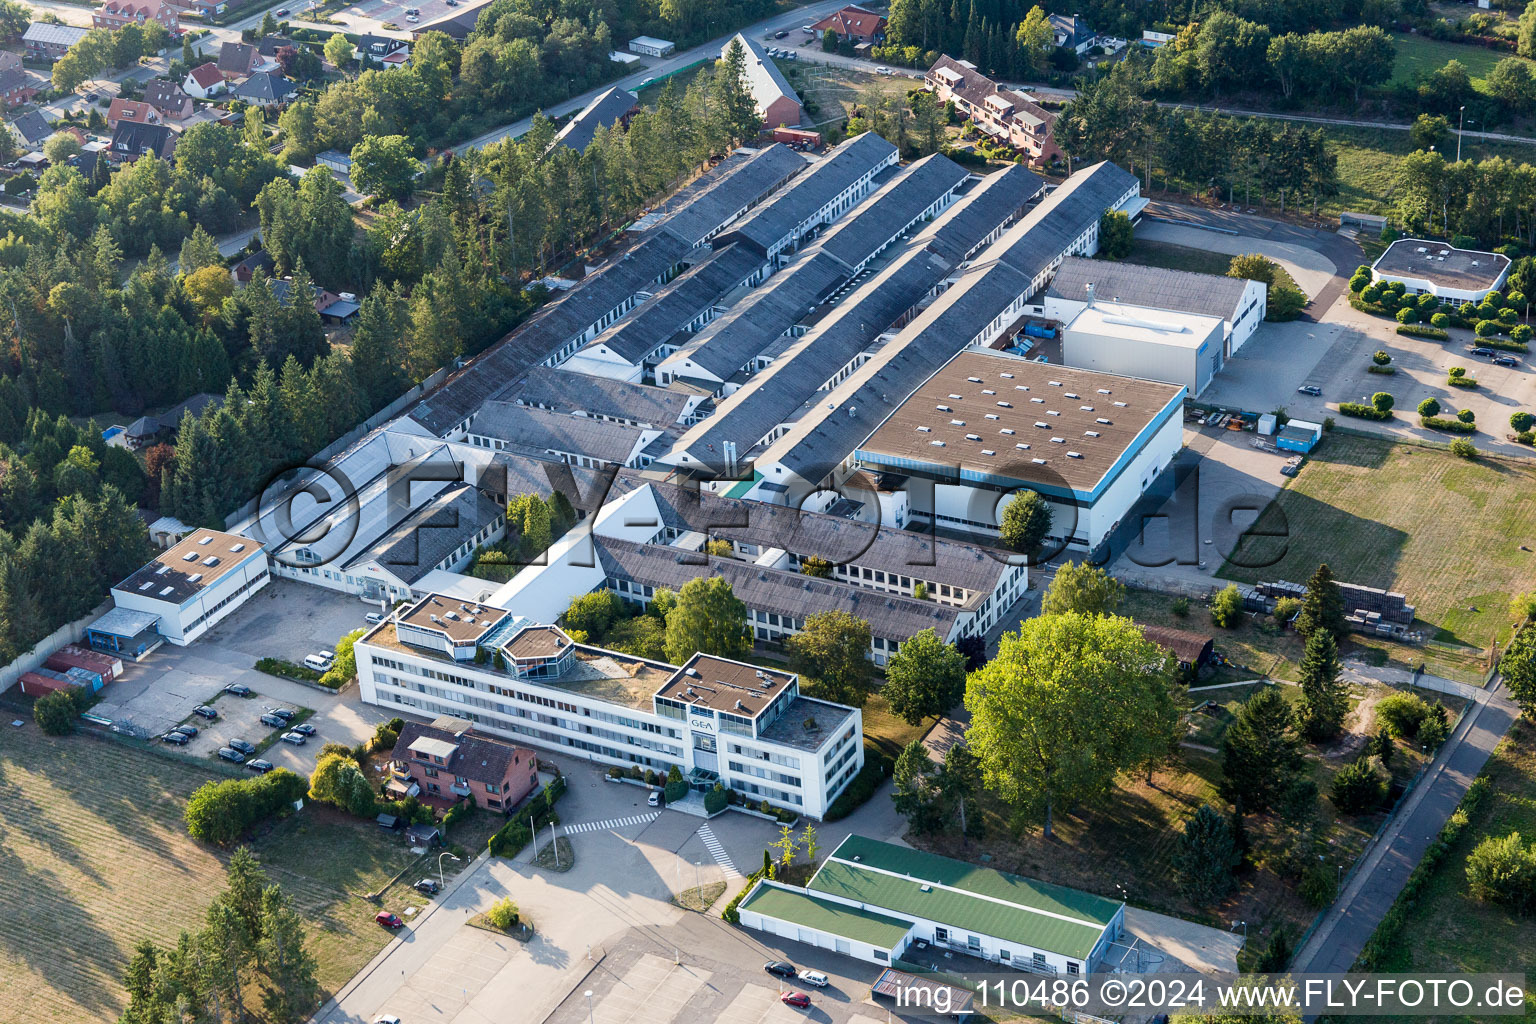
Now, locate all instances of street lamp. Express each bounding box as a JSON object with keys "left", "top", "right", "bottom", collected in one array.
[
  {"left": 584, "top": 989, "right": 595, "bottom": 1024},
  {"left": 438, "top": 851, "right": 461, "bottom": 888},
  {"left": 1231, "top": 920, "right": 1247, "bottom": 940},
  {"left": 1457, "top": 106, "right": 1477, "bottom": 163}
]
